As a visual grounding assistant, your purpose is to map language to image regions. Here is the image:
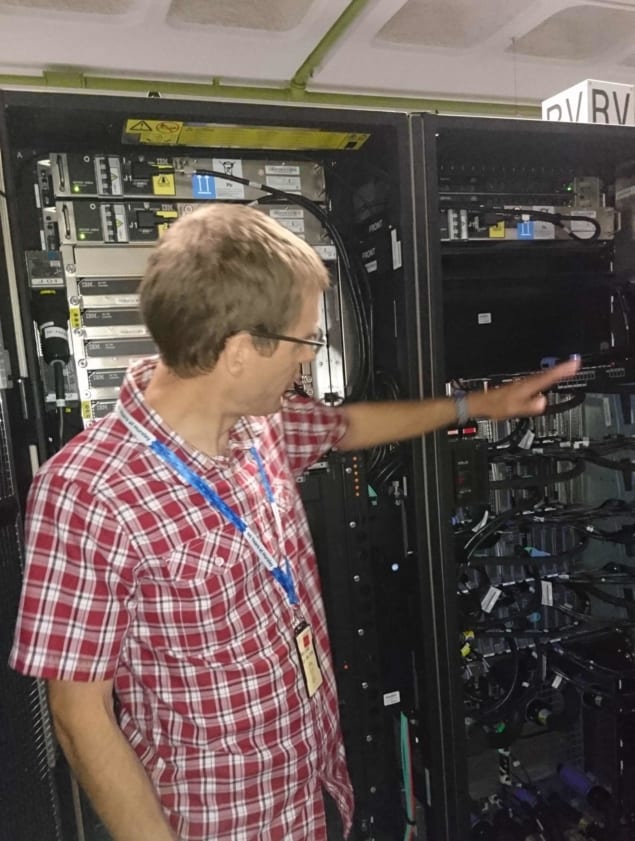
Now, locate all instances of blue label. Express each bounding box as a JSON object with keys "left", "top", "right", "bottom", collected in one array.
[
  {"left": 192, "top": 174, "right": 216, "bottom": 198},
  {"left": 517, "top": 220, "right": 534, "bottom": 240}
]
